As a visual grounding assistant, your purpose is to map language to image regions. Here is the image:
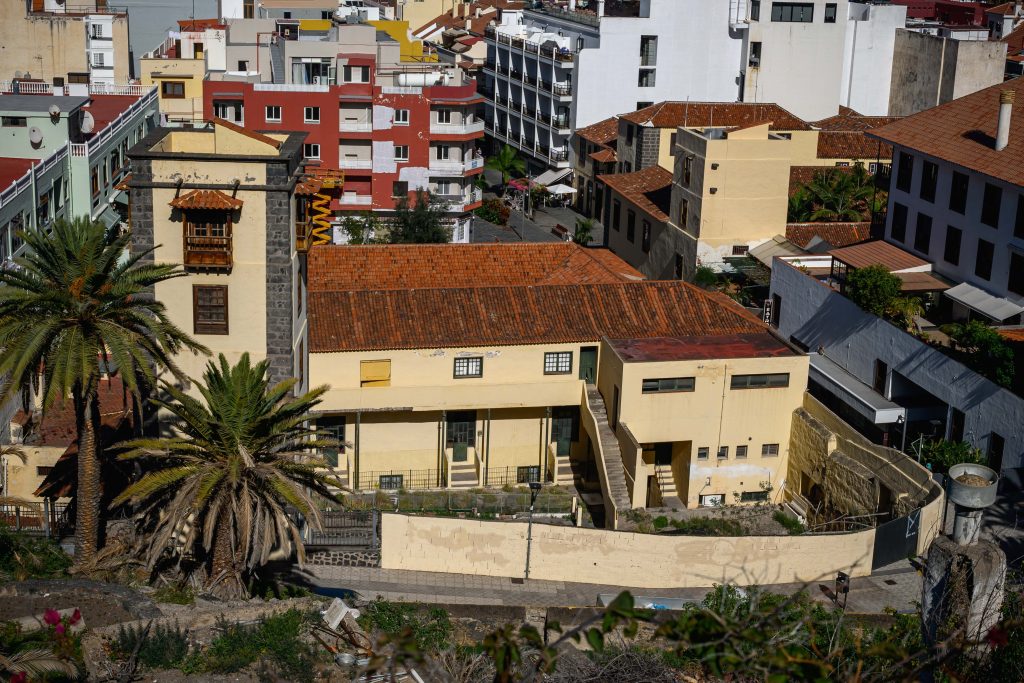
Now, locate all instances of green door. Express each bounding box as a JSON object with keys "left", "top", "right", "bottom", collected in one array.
[
  {"left": 446, "top": 411, "right": 476, "bottom": 462},
  {"left": 578, "top": 346, "right": 597, "bottom": 384},
  {"left": 551, "top": 407, "right": 579, "bottom": 456}
]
